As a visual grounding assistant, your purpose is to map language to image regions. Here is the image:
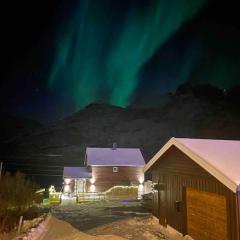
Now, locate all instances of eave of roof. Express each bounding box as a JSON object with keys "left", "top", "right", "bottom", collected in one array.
[
  {"left": 89, "top": 164, "right": 144, "bottom": 167},
  {"left": 144, "top": 137, "right": 238, "bottom": 193}
]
